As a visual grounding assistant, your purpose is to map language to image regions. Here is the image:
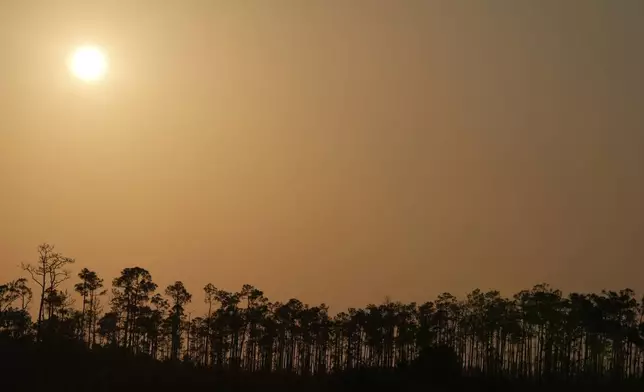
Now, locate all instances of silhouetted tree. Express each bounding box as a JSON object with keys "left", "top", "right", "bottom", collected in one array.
[
  {"left": 0, "top": 278, "right": 32, "bottom": 312},
  {"left": 74, "top": 268, "right": 104, "bottom": 346},
  {"left": 203, "top": 283, "right": 218, "bottom": 365},
  {"left": 98, "top": 311, "right": 119, "bottom": 346},
  {"left": 7, "top": 243, "right": 644, "bottom": 388},
  {"left": 165, "top": 281, "right": 191, "bottom": 361},
  {"left": 0, "top": 278, "right": 33, "bottom": 338},
  {"left": 111, "top": 267, "right": 157, "bottom": 350},
  {"left": 21, "top": 243, "right": 74, "bottom": 341}
]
